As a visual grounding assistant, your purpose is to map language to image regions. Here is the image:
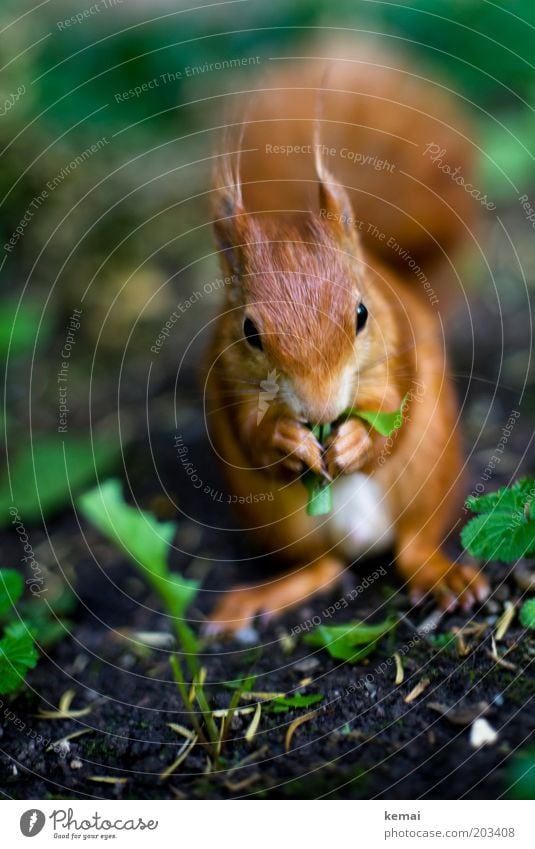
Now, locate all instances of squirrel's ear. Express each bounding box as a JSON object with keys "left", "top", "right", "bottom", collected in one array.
[
  {"left": 315, "top": 146, "right": 360, "bottom": 253},
  {"left": 212, "top": 151, "right": 245, "bottom": 278}
]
